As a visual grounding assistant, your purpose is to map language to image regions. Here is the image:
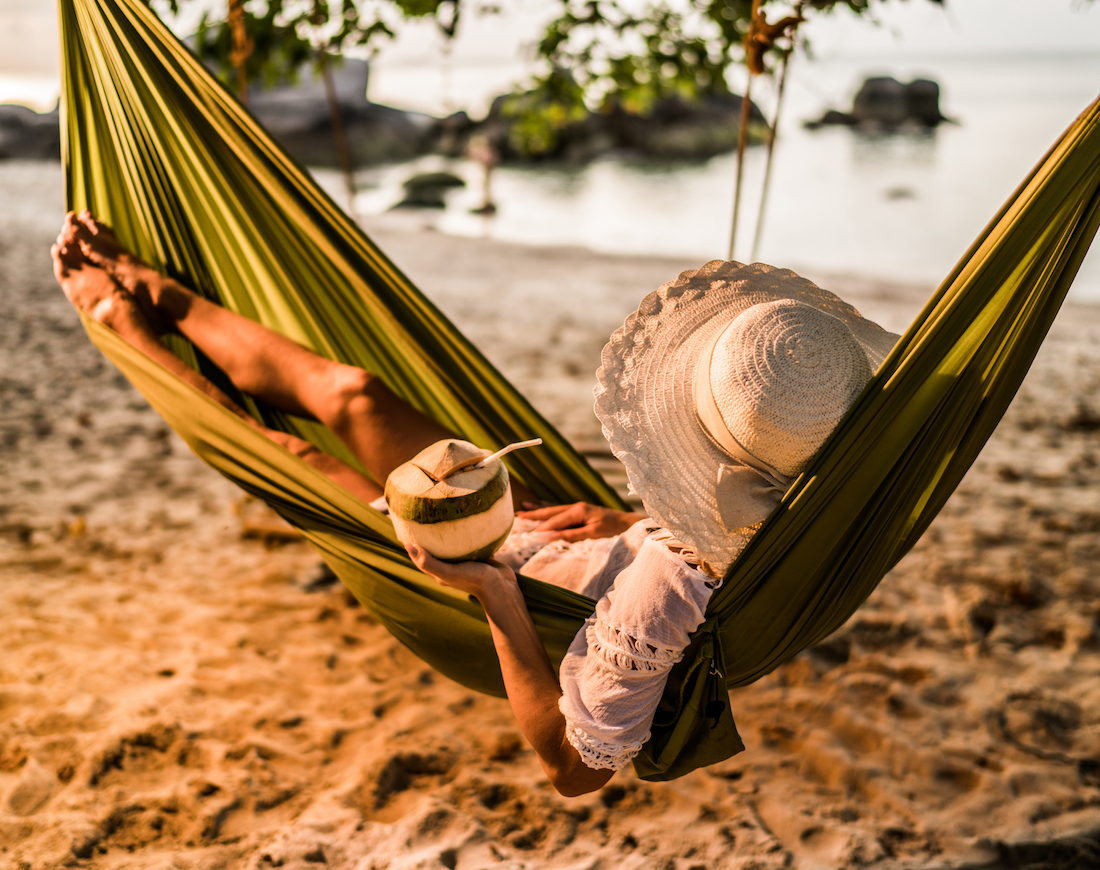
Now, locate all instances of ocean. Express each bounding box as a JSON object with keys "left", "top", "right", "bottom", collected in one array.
[
  {"left": 4, "top": 51, "right": 1099, "bottom": 301},
  {"left": 360, "top": 52, "right": 1100, "bottom": 302}
]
